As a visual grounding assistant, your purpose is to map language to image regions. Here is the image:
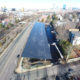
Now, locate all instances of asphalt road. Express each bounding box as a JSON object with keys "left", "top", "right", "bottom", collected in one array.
[{"left": 0, "top": 21, "right": 35, "bottom": 80}]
